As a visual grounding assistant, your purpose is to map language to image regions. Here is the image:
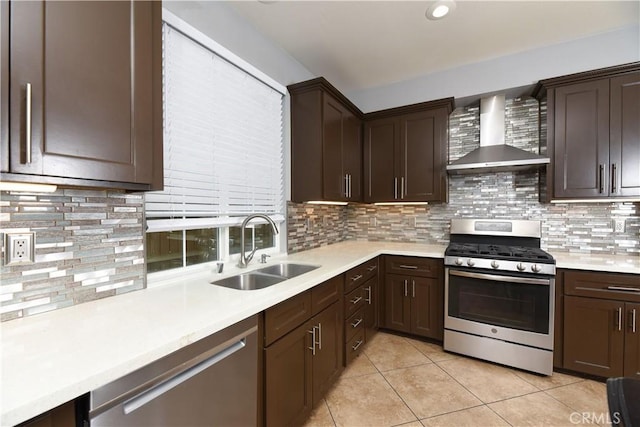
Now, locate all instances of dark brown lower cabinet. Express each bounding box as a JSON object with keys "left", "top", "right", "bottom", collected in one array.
[
  {"left": 264, "top": 284, "right": 343, "bottom": 426},
  {"left": 564, "top": 296, "right": 640, "bottom": 379},
  {"left": 384, "top": 273, "right": 443, "bottom": 340},
  {"left": 17, "top": 400, "right": 76, "bottom": 427}
]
